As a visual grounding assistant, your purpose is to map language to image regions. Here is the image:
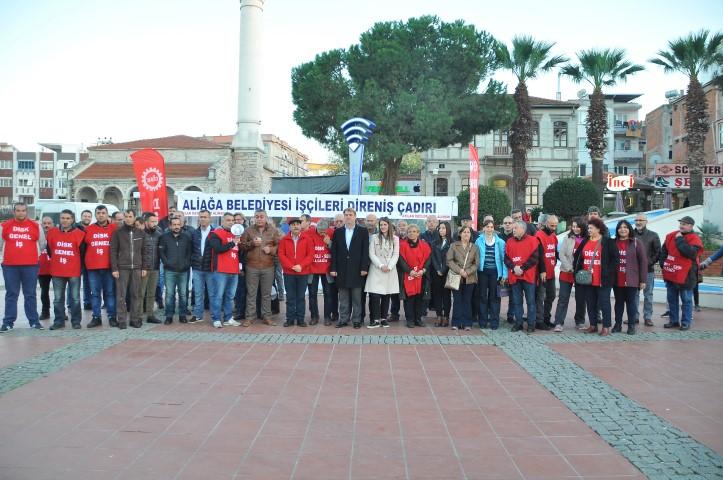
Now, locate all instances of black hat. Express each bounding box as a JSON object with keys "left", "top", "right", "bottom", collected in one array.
[
  {"left": 288, "top": 217, "right": 302, "bottom": 225},
  {"left": 460, "top": 215, "right": 472, "bottom": 221},
  {"left": 678, "top": 216, "right": 695, "bottom": 225},
  {"left": 587, "top": 206, "right": 601, "bottom": 214}
]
